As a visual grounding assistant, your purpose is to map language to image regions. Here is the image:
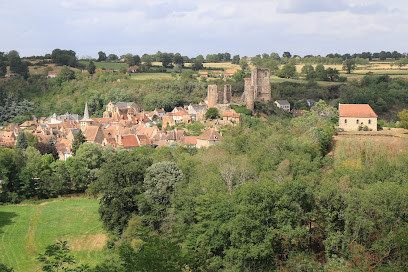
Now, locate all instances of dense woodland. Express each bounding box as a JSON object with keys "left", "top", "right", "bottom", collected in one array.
[{"left": 2, "top": 49, "right": 408, "bottom": 271}]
